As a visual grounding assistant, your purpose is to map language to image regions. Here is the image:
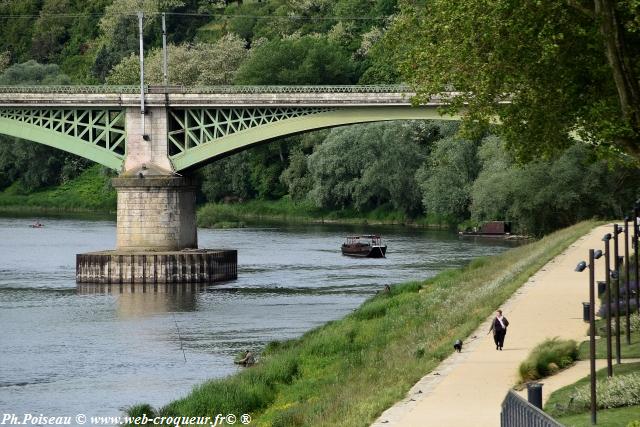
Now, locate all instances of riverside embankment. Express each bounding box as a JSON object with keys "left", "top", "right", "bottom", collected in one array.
[
  {"left": 0, "top": 217, "right": 509, "bottom": 419},
  {"left": 0, "top": 166, "right": 451, "bottom": 229},
  {"left": 128, "top": 221, "right": 597, "bottom": 426},
  {"left": 375, "top": 223, "right": 614, "bottom": 427}
]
